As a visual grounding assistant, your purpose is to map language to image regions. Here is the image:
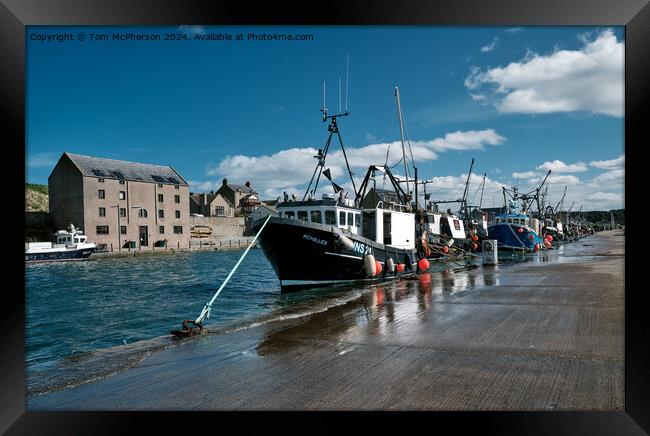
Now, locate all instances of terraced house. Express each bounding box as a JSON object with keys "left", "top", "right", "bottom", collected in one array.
[{"left": 48, "top": 153, "right": 190, "bottom": 250}]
